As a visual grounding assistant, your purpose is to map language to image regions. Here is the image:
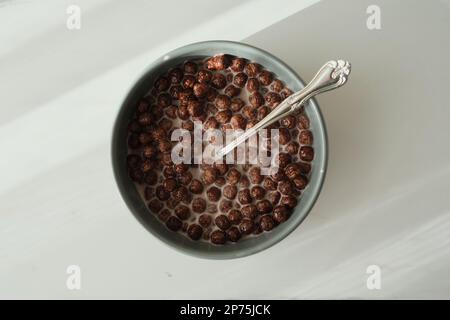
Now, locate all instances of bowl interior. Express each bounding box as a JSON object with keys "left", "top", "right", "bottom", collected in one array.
[{"left": 112, "top": 41, "right": 327, "bottom": 259}]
